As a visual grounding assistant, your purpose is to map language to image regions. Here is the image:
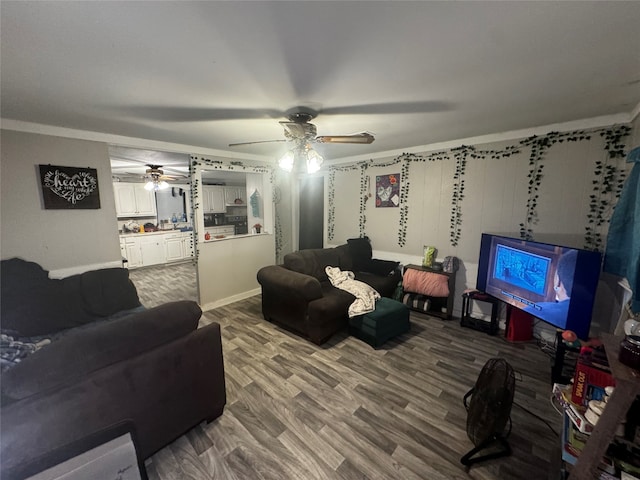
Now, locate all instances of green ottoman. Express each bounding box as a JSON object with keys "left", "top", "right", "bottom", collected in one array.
[{"left": 349, "top": 297, "right": 410, "bottom": 348}]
